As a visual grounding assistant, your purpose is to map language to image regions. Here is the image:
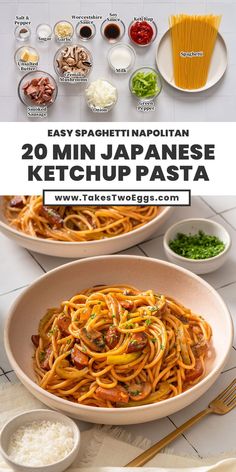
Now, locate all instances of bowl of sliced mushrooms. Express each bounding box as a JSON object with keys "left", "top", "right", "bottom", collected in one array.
[{"left": 54, "top": 44, "right": 93, "bottom": 82}]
